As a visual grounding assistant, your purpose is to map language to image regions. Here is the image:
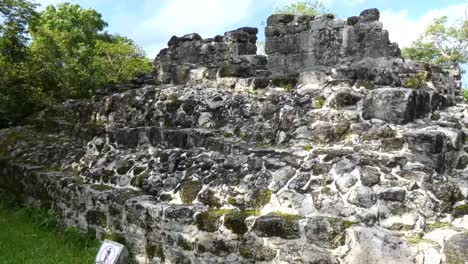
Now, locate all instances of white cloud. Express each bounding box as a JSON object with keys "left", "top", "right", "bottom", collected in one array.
[
  {"left": 381, "top": 3, "right": 468, "bottom": 48},
  {"left": 130, "top": 0, "right": 255, "bottom": 58}
]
